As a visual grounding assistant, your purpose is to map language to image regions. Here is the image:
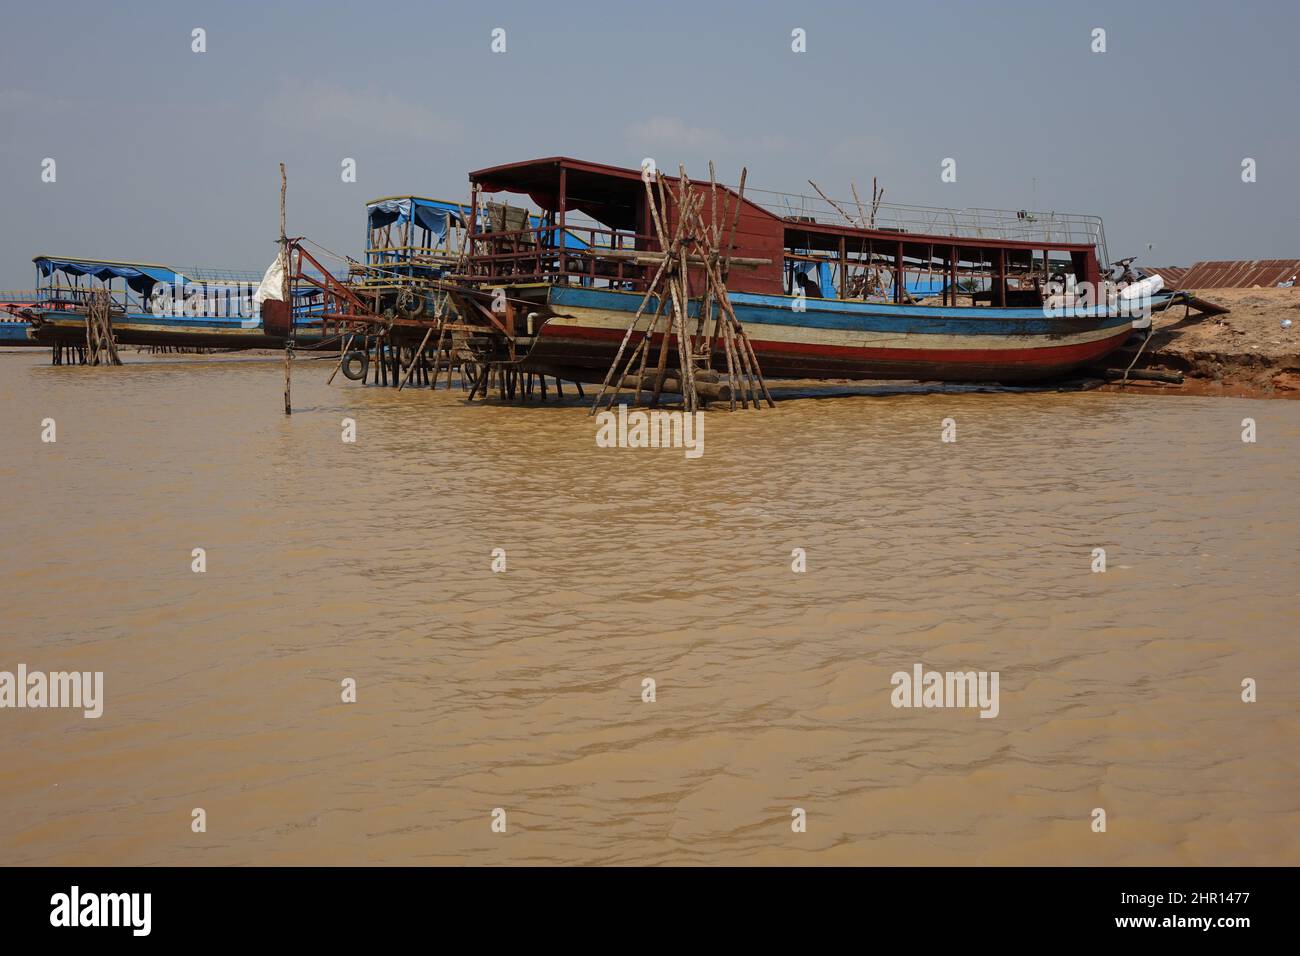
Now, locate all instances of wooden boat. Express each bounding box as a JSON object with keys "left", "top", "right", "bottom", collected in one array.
[
  {"left": 0, "top": 321, "right": 36, "bottom": 345},
  {"left": 23, "top": 256, "right": 335, "bottom": 349},
  {"left": 531, "top": 284, "right": 1161, "bottom": 383},
  {"left": 0, "top": 295, "right": 40, "bottom": 345},
  {"left": 448, "top": 157, "right": 1164, "bottom": 385}
]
